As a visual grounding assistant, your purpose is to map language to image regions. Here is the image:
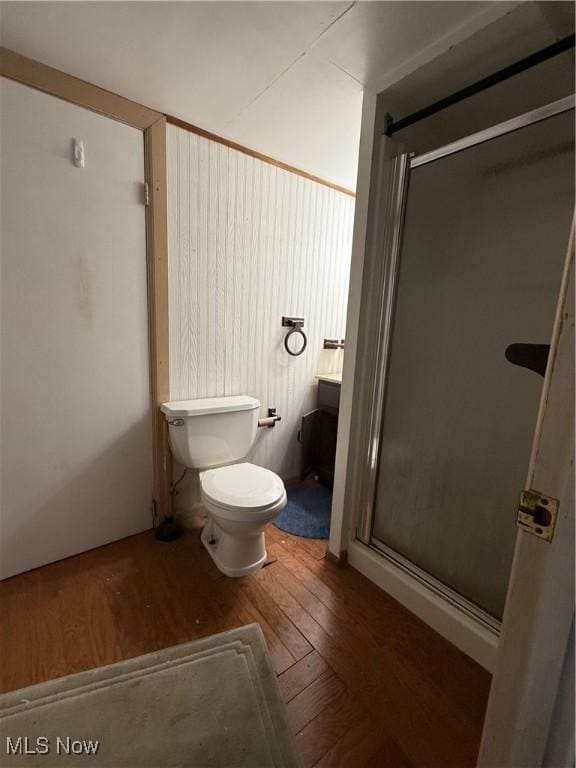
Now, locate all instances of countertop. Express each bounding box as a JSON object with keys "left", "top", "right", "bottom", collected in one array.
[{"left": 315, "top": 372, "right": 342, "bottom": 385}]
